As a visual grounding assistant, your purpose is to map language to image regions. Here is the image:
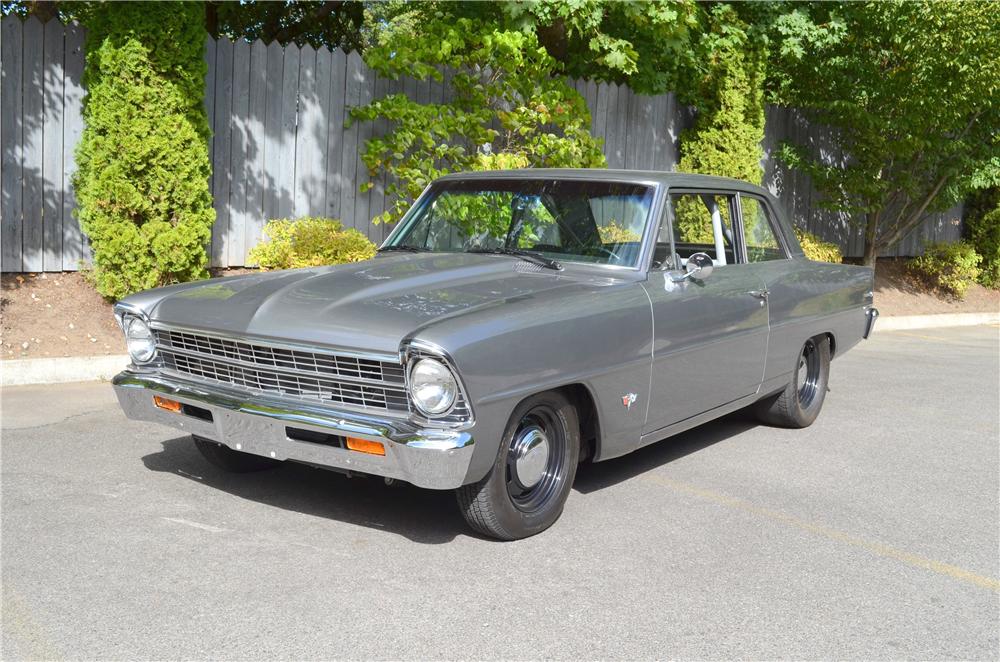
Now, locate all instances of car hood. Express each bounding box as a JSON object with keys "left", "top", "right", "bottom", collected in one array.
[{"left": 140, "top": 253, "right": 617, "bottom": 355}]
